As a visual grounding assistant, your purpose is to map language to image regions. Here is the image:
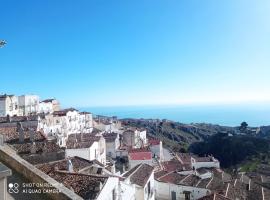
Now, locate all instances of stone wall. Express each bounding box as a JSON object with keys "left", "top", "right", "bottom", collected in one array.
[{"left": 0, "top": 144, "right": 83, "bottom": 200}]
